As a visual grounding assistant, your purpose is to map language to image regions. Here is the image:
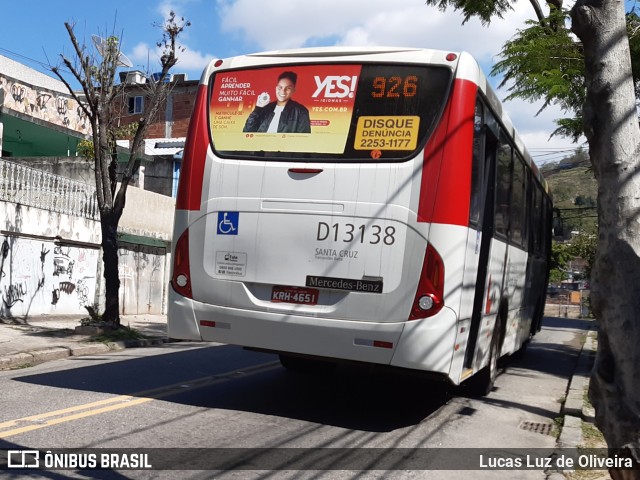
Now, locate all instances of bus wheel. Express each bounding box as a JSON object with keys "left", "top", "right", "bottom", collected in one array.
[{"left": 466, "top": 321, "right": 501, "bottom": 397}]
